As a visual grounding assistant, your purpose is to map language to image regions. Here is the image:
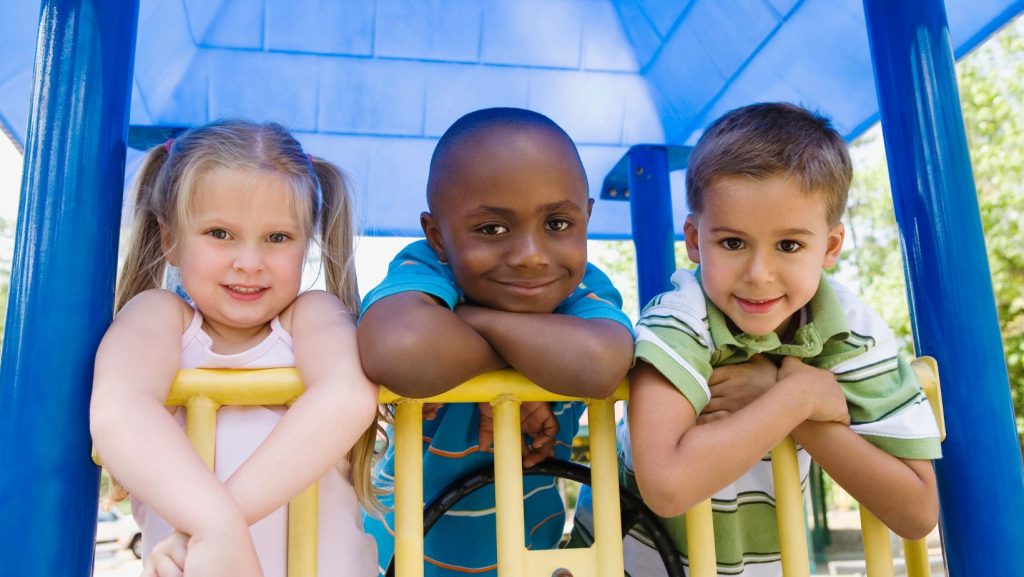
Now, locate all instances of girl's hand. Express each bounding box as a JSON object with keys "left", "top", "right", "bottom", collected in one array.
[
  {"left": 141, "top": 531, "right": 188, "bottom": 577},
  {"left": 778, "top": 356, "right": 850, "bottom": 425},
  {"left": 477, "top": 402, "right": 559, "bottom": 467},
  {"left": 698, "top": 354, "right": 778, "bottom": 424},
  {"left": 180, "top": 521, "right": 263, "bottom": 577}
]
